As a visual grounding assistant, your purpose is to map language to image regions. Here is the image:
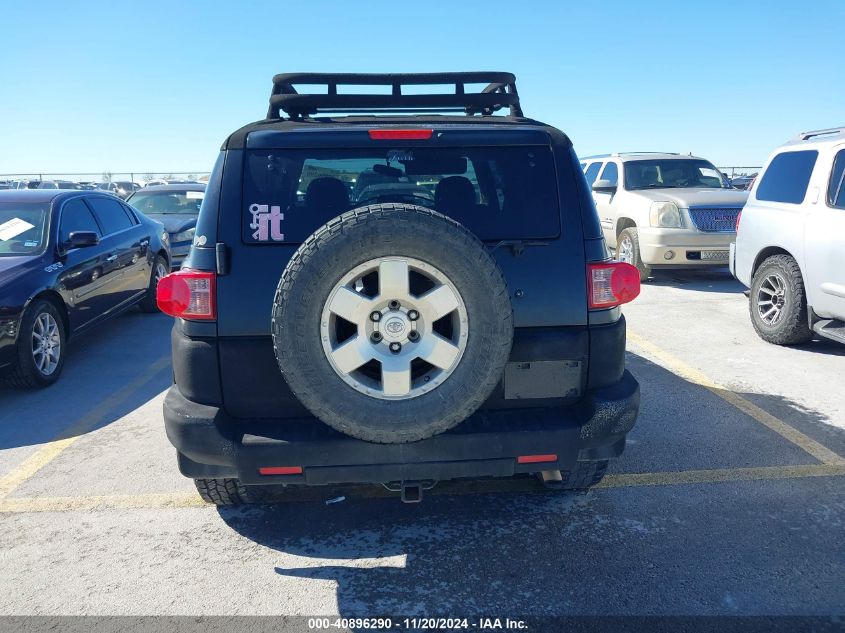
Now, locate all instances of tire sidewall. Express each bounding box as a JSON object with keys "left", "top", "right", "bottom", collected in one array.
[
  {"left": 273, "top": 205, "right": 513, "bottom": 443},
  {"left": 749, "top": 258, "right": 804, "bottom": 339},
  {"left": 17, "top": 299, "right": 66, "bottom": 387}
]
